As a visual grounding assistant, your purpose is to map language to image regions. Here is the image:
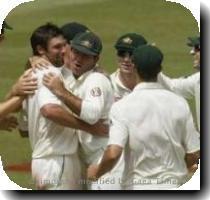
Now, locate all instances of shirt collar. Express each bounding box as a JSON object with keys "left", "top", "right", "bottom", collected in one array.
[
  {"left": 76, "top": 69, "right": 94, "bottom": 83},
  {"left": 134, "top": 82, "right": 164, "bottom": 91},
  {"left": 113, "top": 69, "right": 132, "bottom": 92},
  {"left": 61, "top": 65, "right": 72, "bottom": 80}
]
